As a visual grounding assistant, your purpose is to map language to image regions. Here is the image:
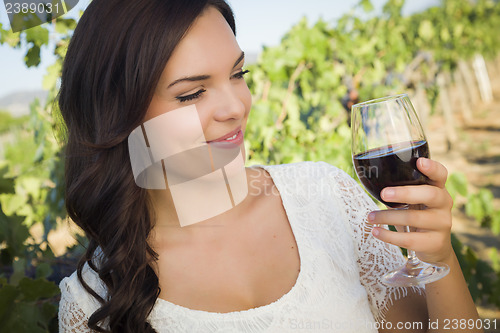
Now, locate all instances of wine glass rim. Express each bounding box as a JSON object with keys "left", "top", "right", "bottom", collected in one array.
[{"left": 352, "top": 93, "right": 408, "bottom": 108}]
